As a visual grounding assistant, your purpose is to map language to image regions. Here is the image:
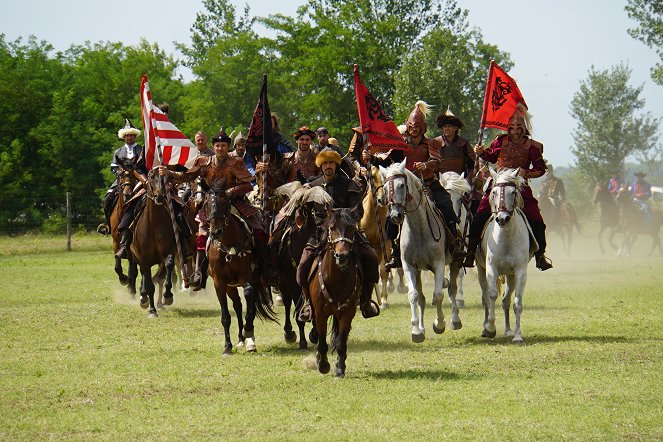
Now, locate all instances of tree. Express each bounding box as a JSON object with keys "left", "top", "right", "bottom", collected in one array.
[
  {"left": 393, "top": 27, "right": 512, "bottom": 141},
  {"left": 570, "top": 63, "right": 660, "bottom": 181},
  {"left": 625, "top": 0, "right": 663, "bottom": 85}
]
